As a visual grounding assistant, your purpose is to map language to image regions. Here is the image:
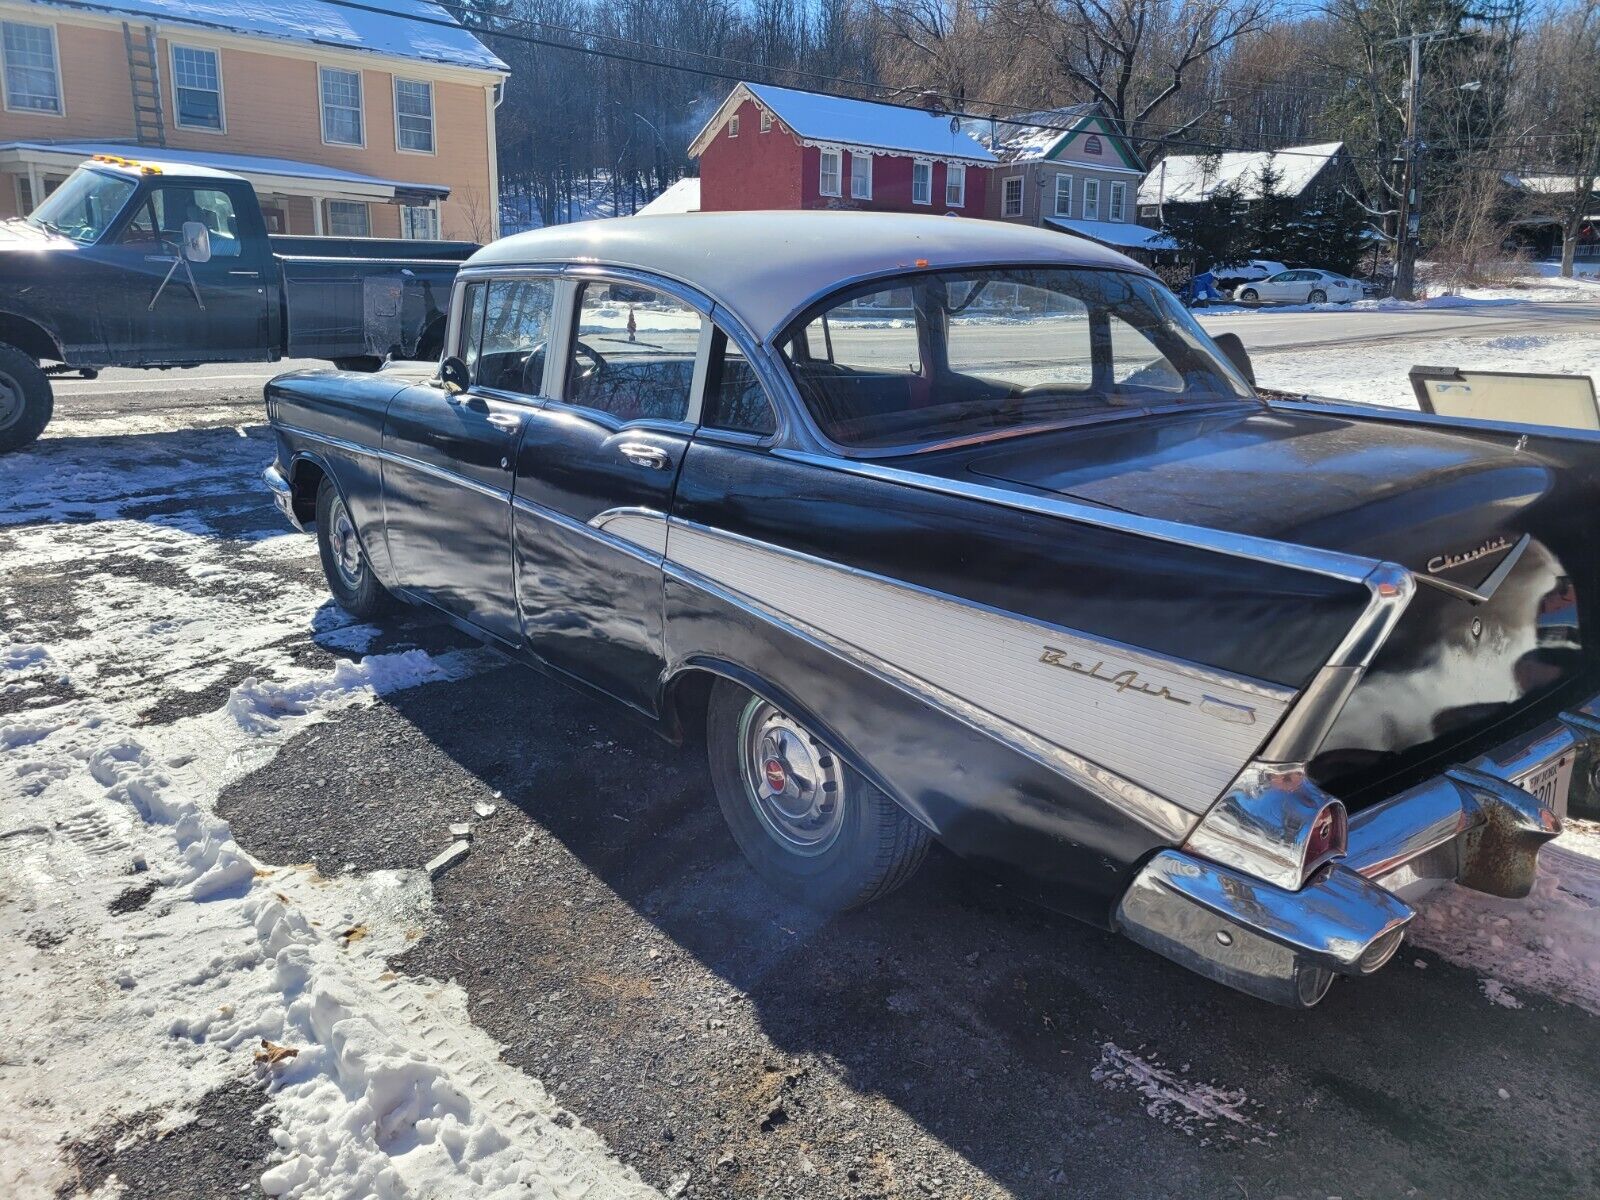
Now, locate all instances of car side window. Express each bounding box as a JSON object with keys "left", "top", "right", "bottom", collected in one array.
[
  {"left": 474, "top": 278, "right": 556, "bottom": 397},
  {"left": 458, "top": 281, "right": 489, "bottom": 379},
  {"left": 566, "top": 281, "right": 705, "bottom": 423},
  {"left": 703, "top": 328, "right": 777, "bottom": 436},
  {"left": 118, "top": 186, "right": 241, "bottom": 257}
]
